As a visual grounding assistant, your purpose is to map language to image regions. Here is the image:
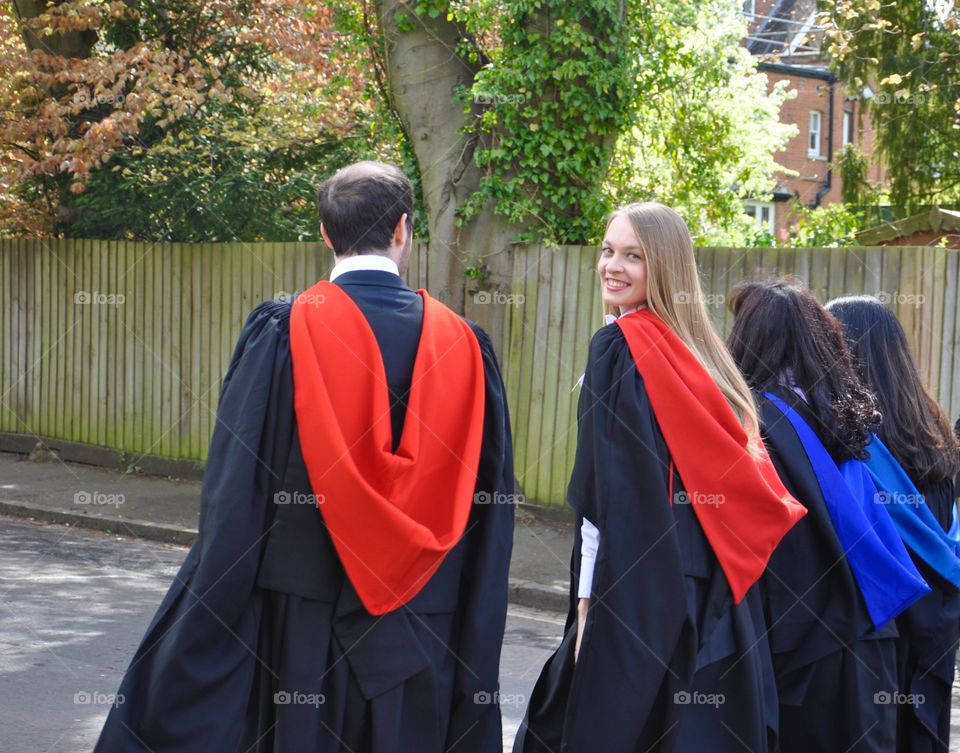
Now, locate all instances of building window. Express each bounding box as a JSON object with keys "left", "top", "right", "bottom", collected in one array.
[
  {"left": 744, "top": 201, "right": 776, "bottom": 233},
  {"left": 742, "top": 0, "right": 755, "bottom": 18},
  {"left": 808, "top": 110, "right": 823, "bottom": 158},
  {"left": 842, "top": 109, "right": 855, "bottom": 146}
]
